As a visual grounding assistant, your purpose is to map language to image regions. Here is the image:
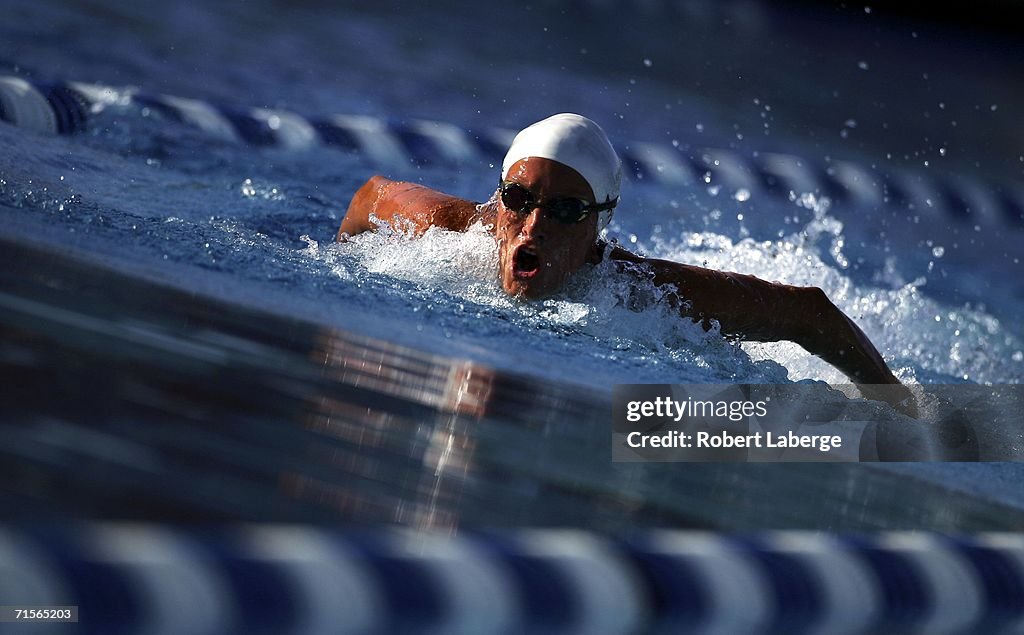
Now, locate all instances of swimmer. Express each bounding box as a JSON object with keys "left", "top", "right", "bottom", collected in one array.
[{"left": 336, "top": 113, "right": 916, "bottom": 415}]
